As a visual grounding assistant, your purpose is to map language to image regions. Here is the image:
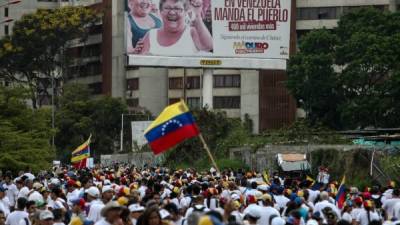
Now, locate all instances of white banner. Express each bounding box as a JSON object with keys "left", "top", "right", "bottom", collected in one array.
[{"left": 125, "top": 0, "right": 291, "bottom": 69}]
